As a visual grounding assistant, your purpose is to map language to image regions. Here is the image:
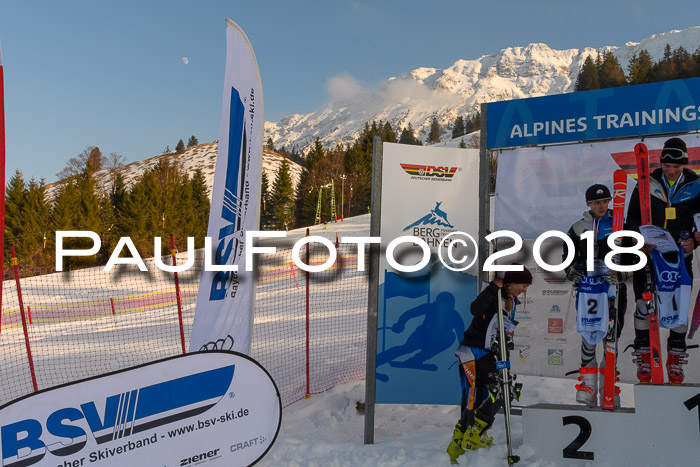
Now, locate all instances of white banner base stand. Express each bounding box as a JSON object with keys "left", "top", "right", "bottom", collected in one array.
[{"left": 523, "top": 383, "right": 700, "bottom": 466}]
